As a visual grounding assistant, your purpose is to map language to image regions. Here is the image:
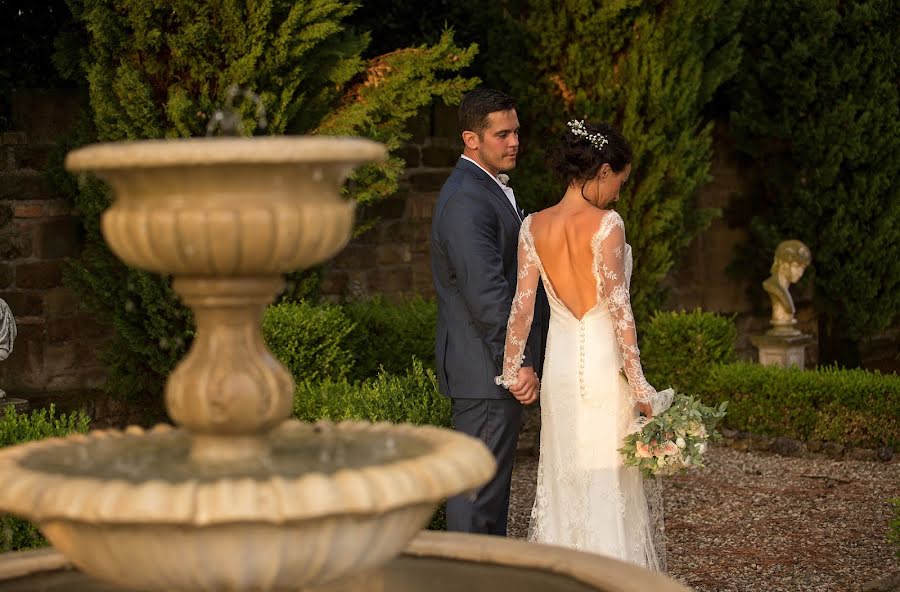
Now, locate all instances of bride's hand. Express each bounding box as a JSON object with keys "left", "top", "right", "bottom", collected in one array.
[
  {"left": 510, "top": 366, "right": 540, "bottom": 405},
  {"left": 636, "top": 401, "right": 653, "bottom": 419}
]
